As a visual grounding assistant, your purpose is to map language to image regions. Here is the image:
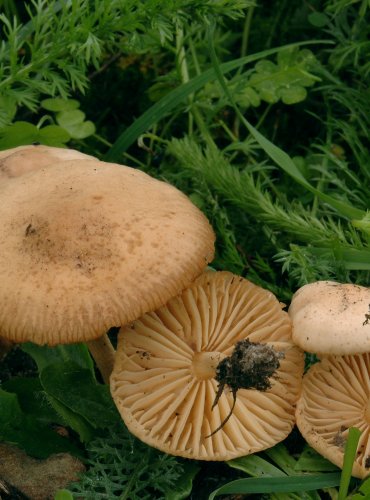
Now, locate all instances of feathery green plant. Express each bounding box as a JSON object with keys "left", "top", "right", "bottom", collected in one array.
[
  {"left": 69, "top": 425, "right": 195, "bottom": 500},
  {"left": 0, "top": 0, "right": 254, "bottom": 128}
]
